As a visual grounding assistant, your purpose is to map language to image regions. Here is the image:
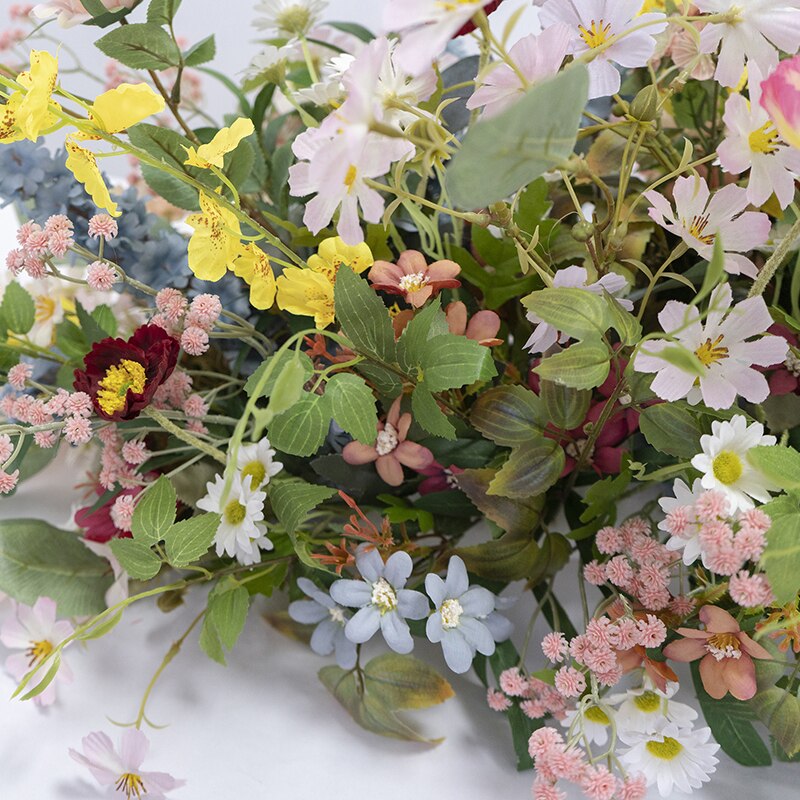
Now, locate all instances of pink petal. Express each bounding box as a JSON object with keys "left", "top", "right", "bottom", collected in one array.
[
  {"left": 700, "top": 605, "right": 740, "bottom": 633},
  {"left": 342, "top": 441, "right": 378, "bottom": 465},
  {"left": 396, "top": 250, "right": 428, "bottom": 275},
  {"left": 723, "top": 655, "right": 757, "bottom": 701},
  {"left": 445, "top": 301, "right": 468, "bottom": 336},
  {"left": 394, "top": 440, "right": 434, "bottom": 470},
  {"left": 397, "top": 412, "right": 412, "bottom": 441},
  {"left": 699, "top": 654, "right": 729, "bottom": 699},
  {"left": 426, "top": 259, "right": 461, "bottom": 281},
  {"left": 408, "top": 284, "right": 434, "bottom": 307},
  {"left": 738, "top": 632, "right": 772, "bottom": 661},
  {"left": 387, "top": 396, "right": 402, "bottom": 428},
  {"left": 465, "top": 310, "right": 501, "bottom": 342},
  {"left": 120, "top": 729, "right": 149, "bottom": 772},
  {"left": 376, "top": 454, "right": 404, "bottom": 486},
  {"left": 663, "top": 637, "right": 707, "bottom": 662},
  {"left": 368, "top": 260, "right": 404, "bottom": 287}
]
